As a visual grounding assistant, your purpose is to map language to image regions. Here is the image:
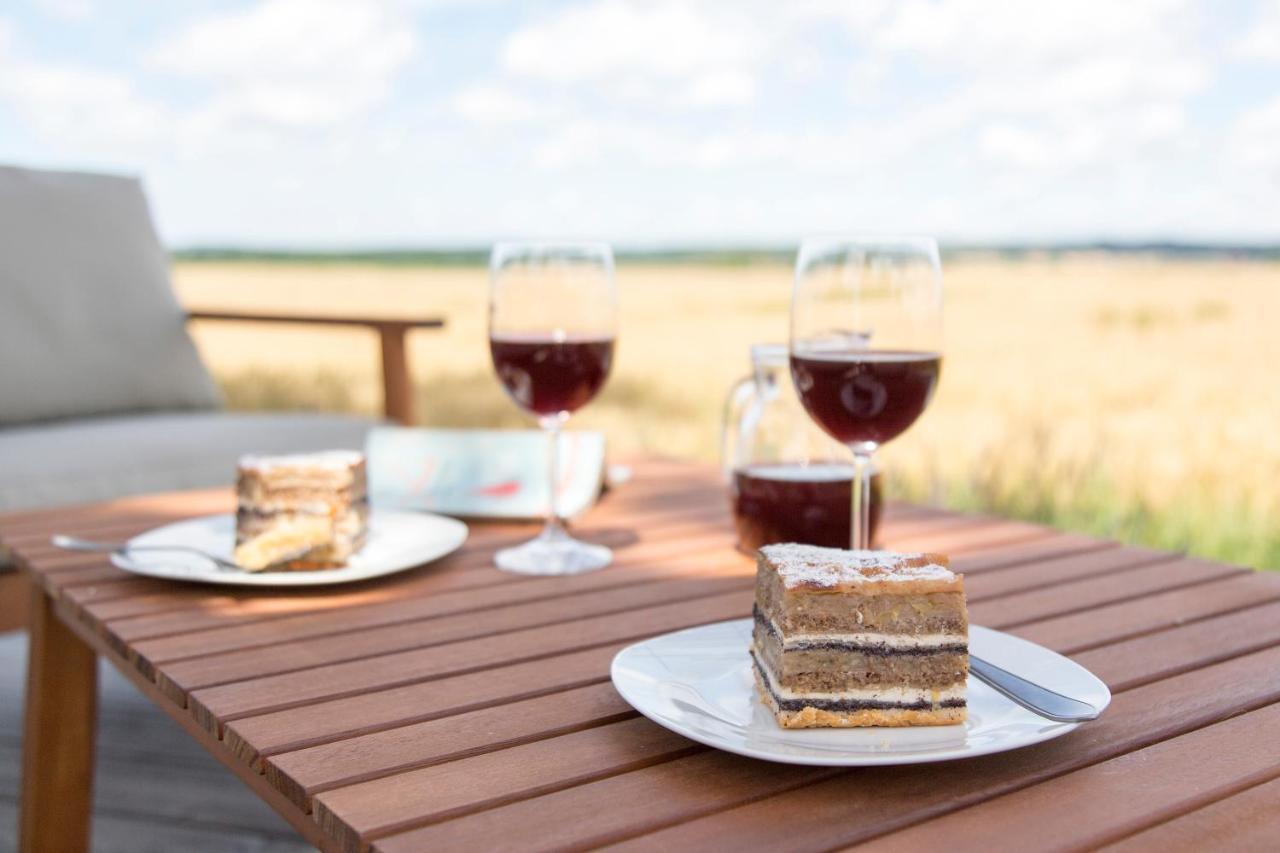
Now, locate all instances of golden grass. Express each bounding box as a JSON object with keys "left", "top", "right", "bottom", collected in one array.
[{"left": 174, "top": 256, "right": 1280, "bottom": 569}]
